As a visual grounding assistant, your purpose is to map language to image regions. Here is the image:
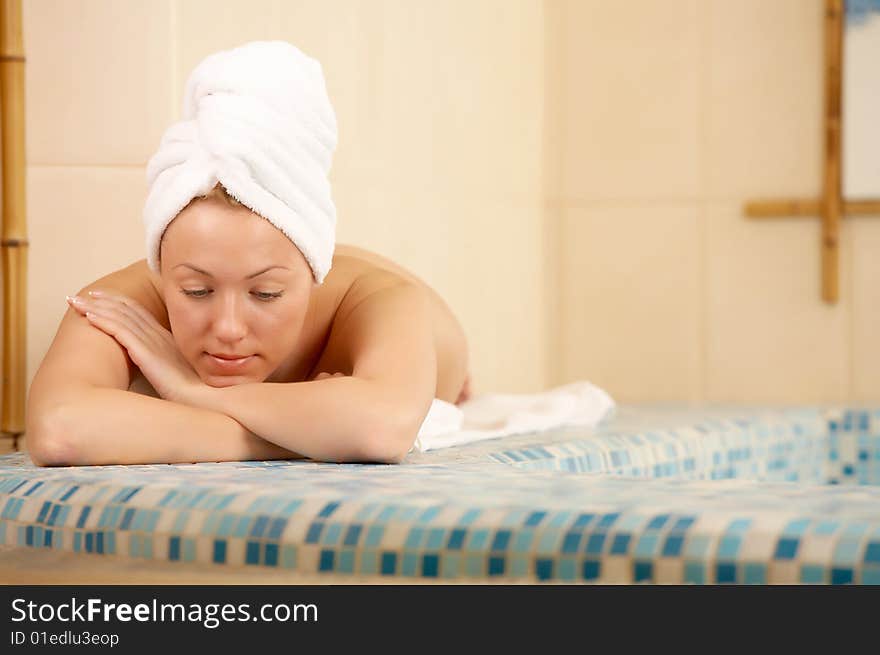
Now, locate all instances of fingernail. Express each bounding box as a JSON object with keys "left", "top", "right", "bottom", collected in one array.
[
  {"left": 87, "top": 290, "right": 102, "bottom": 297},
  {"left": 66, "top": 295, "right": 82, "bottom": 305}
]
